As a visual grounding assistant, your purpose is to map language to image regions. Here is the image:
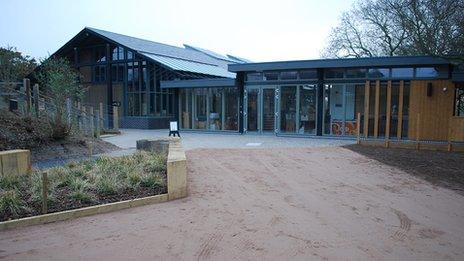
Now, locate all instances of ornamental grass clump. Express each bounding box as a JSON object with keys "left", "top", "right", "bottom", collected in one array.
[{"left": 0, "top": 150, "right": 167, "bottom": 222}]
